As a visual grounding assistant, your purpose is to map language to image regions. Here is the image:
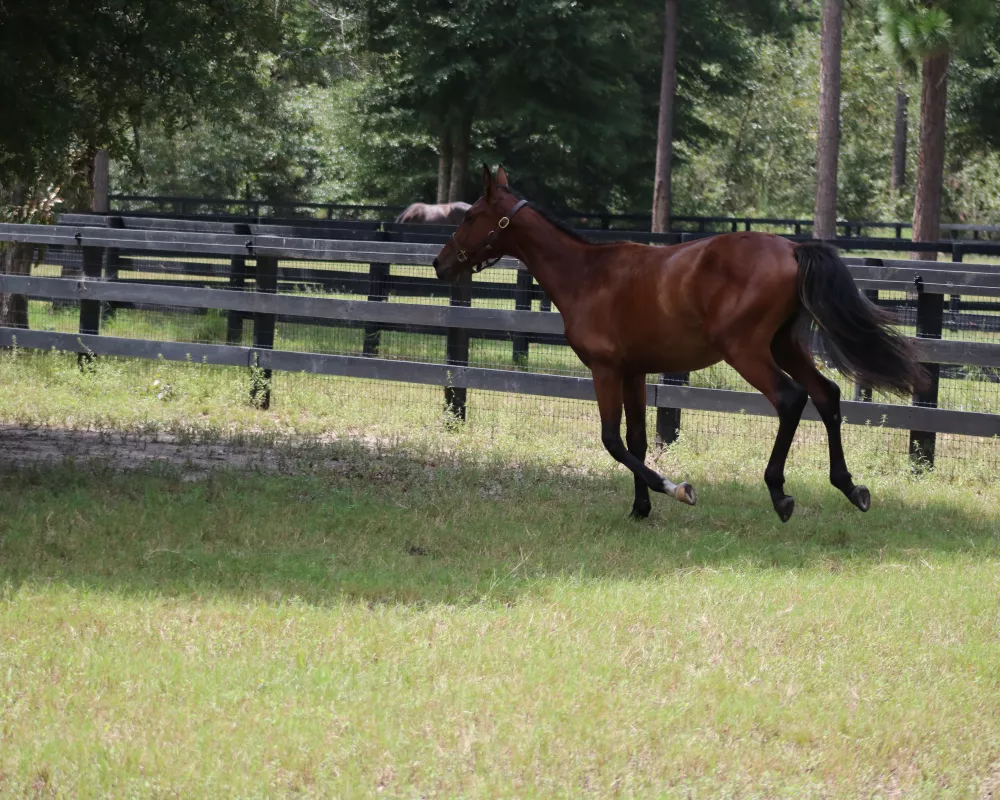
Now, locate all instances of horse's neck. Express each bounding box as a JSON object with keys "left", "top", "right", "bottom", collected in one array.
[{"left": 505, "top": 213, "right": 599, "bottom": 311}]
